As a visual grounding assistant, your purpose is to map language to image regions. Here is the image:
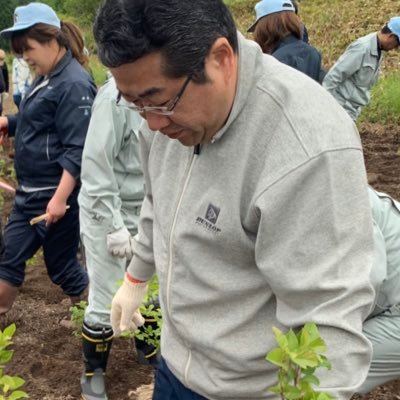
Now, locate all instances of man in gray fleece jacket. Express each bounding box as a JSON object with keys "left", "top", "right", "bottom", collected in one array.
[{"left": 94, "top": 1, "right": 375, "bottom": 399}]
